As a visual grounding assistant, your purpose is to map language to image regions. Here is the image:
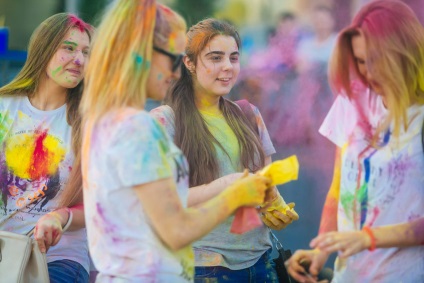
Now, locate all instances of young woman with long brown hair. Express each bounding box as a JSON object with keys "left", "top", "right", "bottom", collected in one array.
[
  {"left": 80, "top": 1, "right": 272, "bottom": 282},
  {"left": 151, "top": 18, "right": 299, "bottom": 282},
  {"left": 0, "top": 13, "right": 93, "bottom": 282}
]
